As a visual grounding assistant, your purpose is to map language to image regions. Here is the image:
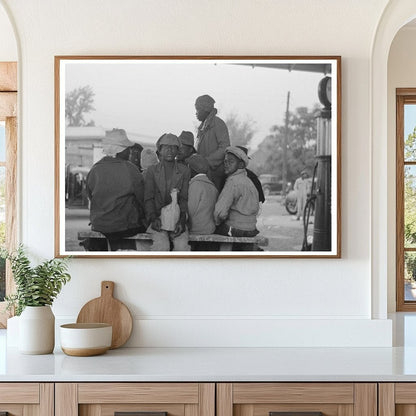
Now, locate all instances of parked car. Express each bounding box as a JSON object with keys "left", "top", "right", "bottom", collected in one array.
[{"left": 258, "top": 174, "right": 283, "bottom": 196}]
